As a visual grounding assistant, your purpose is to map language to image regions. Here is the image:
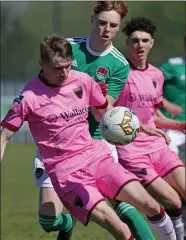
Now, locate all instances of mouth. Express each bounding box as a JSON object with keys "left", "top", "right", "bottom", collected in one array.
[
  {"left": 101, "top": 34, "right": 110, "bottom": 40},
  {"left": 136, "top": 50, "right": 144, "bottom": 55}
]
